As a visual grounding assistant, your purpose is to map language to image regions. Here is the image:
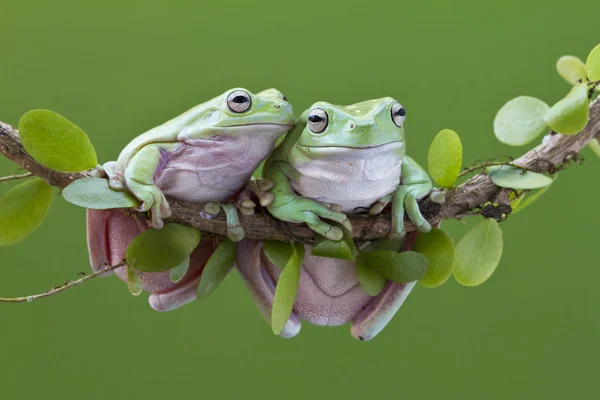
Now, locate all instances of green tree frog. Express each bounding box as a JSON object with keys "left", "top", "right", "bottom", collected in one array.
[
  {"left": 236, "top": 97, "right": 432, "bottom": 340},
  {"left": 86, "top": 88, "right": 294, "bottom": 311}
]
